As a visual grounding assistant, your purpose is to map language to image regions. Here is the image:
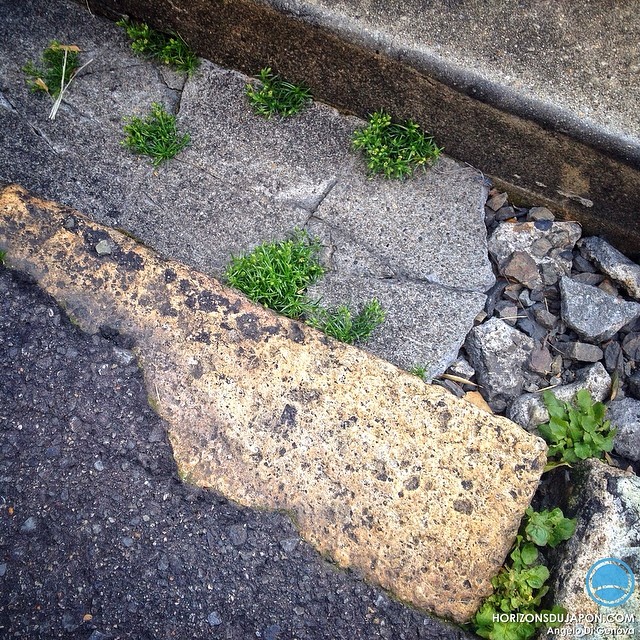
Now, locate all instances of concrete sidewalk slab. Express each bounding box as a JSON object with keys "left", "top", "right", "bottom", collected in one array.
[
  {"left": 84, "top": 0, "right": 640, "bottom": 257},
  {"left": 0, "top": 0, "right": 494, "bottom": 376},
  {"left": 0, "top": 185, "right": 548, "bottom": 622}
]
